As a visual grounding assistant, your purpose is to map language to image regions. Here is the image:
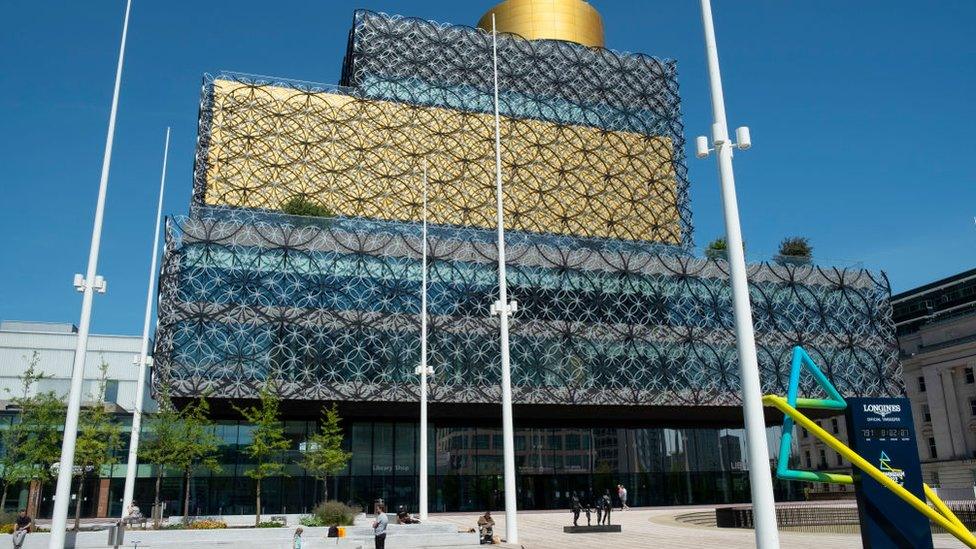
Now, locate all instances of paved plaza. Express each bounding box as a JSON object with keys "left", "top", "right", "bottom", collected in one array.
[{"left": 437, "top": 507, "right": 970, "bottom": 549}]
